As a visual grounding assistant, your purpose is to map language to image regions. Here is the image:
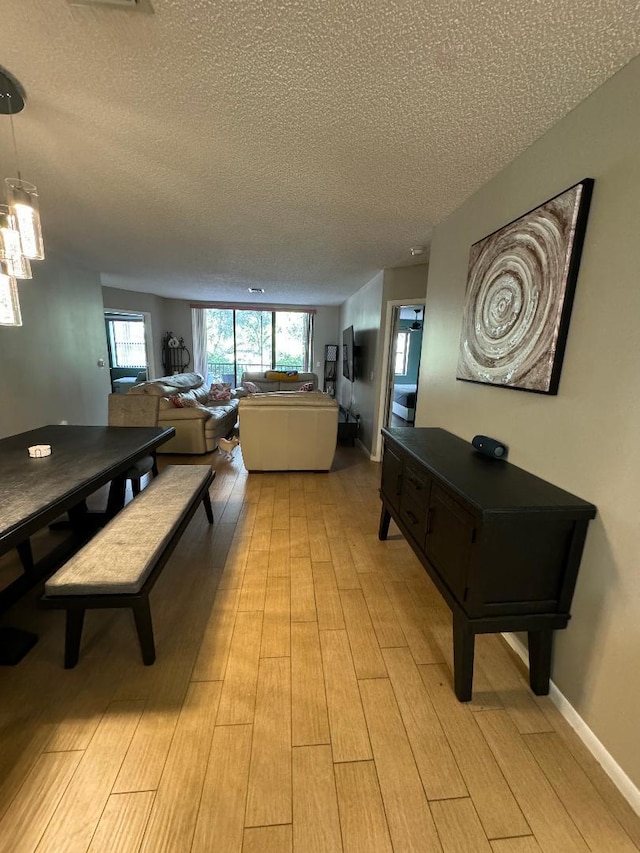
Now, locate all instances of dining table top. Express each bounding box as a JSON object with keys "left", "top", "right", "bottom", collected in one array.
[{"left": 0, "top": 423, "right": 175, "bottom": 555}]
